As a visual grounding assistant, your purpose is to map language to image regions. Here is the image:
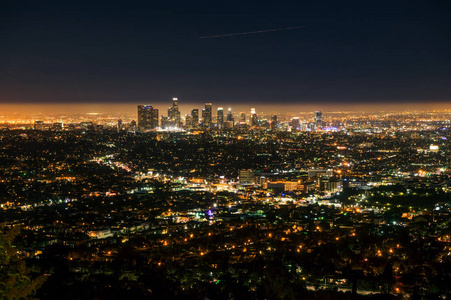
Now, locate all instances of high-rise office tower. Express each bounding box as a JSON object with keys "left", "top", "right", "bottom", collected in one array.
[
  {"left": 138, "top": 105, "right": 150, "bottom": 131},
  {"left": 251, "top": 108, "right": 258, "bottom": 126},
  {"left": 201, "top": 109, "right": 206, "bottom": 126},
  {"left": 191, "top": 109, "right": 199, "bottom": 127},
  {"left": 185, "top": 115, "right": 194, "bottom": 128},
  {"left": 151, "top": 109, "right": 159, "bottom": 129},
  {"left": 224, "top": 108, "right": 234, "bottom": 130},
  {"left": 160, "top": 116, "right": 168, "bottom": 129},
  {"left": 227, "top": 108, "right": 233, "bottom": 122},
  {"left": 173, "top": 98, "right": 180, "bottom": 125},
  {"left": 117, "top": 119, "right": 123, "bottom": 132},
  {"left": 240, "top": 113, "right": 246, "bottom": 123},
  {"left": 315, "top": 111, "right": 323, "bottom": 130},
  {"left": 168, "top": 107, "right": 174, "bottom": 119},
  {"left": 217, "top": 107, "right": 224, "bottom": 128},
  {"left": 203, "top": 103, "right": 212, "bottom": 128},
  {"left": 138, "top": 105, "right": 159, "bottom": 131},
  {"left": 168, "top": 97, "right": 181, "bottom": 127}
]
